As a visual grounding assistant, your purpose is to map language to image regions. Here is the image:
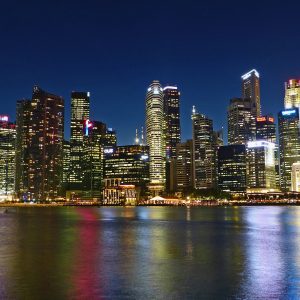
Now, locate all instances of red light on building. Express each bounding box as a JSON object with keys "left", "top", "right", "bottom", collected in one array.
[
  {"left": 268, "top": 117, "right": 274, "bottom": 123},
  {"left": 256, "top": 117, "right": 266, "bottom": 122}
]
